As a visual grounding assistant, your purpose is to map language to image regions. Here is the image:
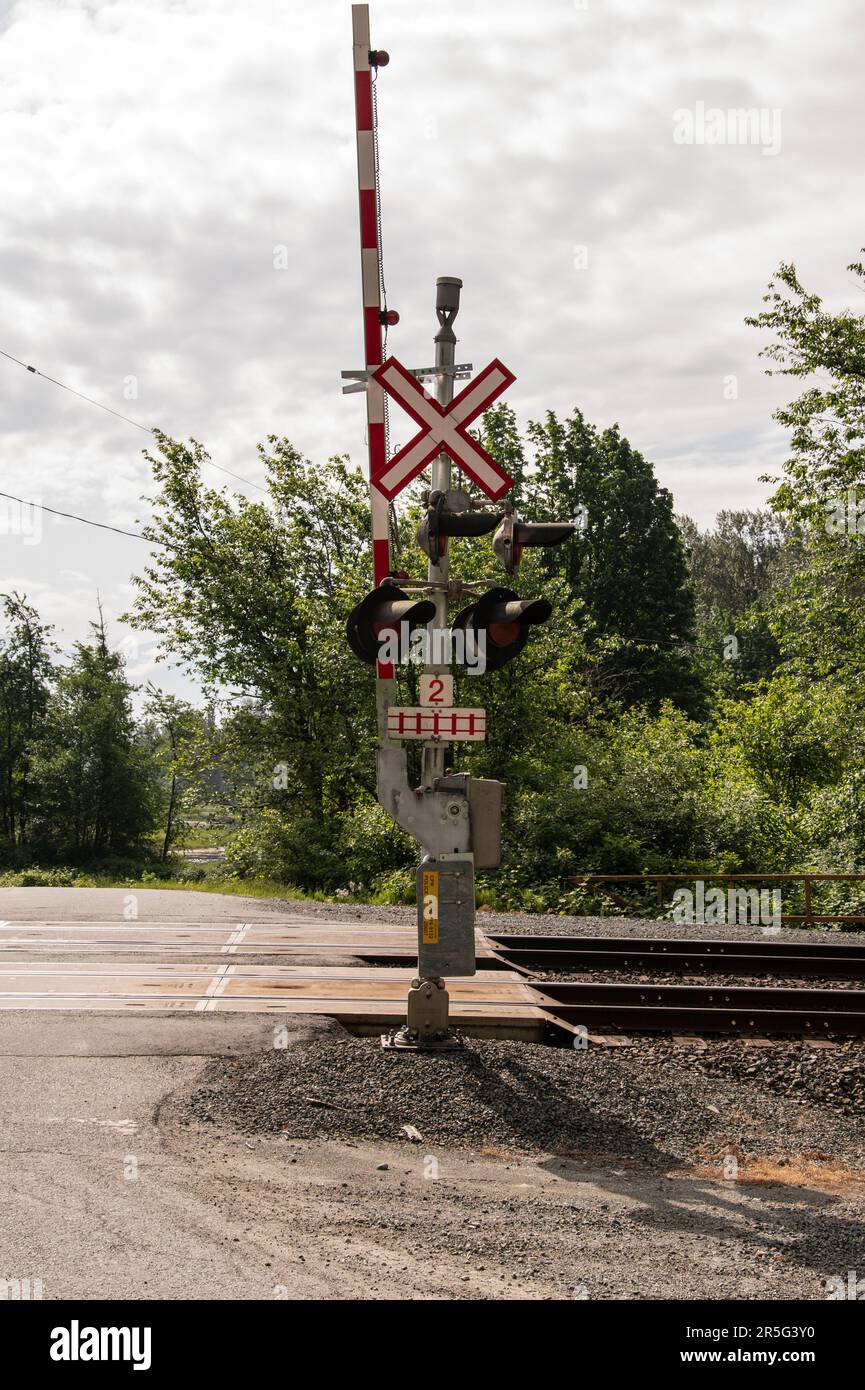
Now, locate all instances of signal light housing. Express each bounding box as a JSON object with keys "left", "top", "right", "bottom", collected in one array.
[
  {"left": 417, "top": 490, "right": 501, "bottom": 563},
  {"left": 453, "top": 586, "right": 553, "bottom": 672},
  {"left": 346, "top": 585, "right": 436, "bottom": 665},
  {"left": 492, "top": 515, "right": 577, "bottom": 576}
]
